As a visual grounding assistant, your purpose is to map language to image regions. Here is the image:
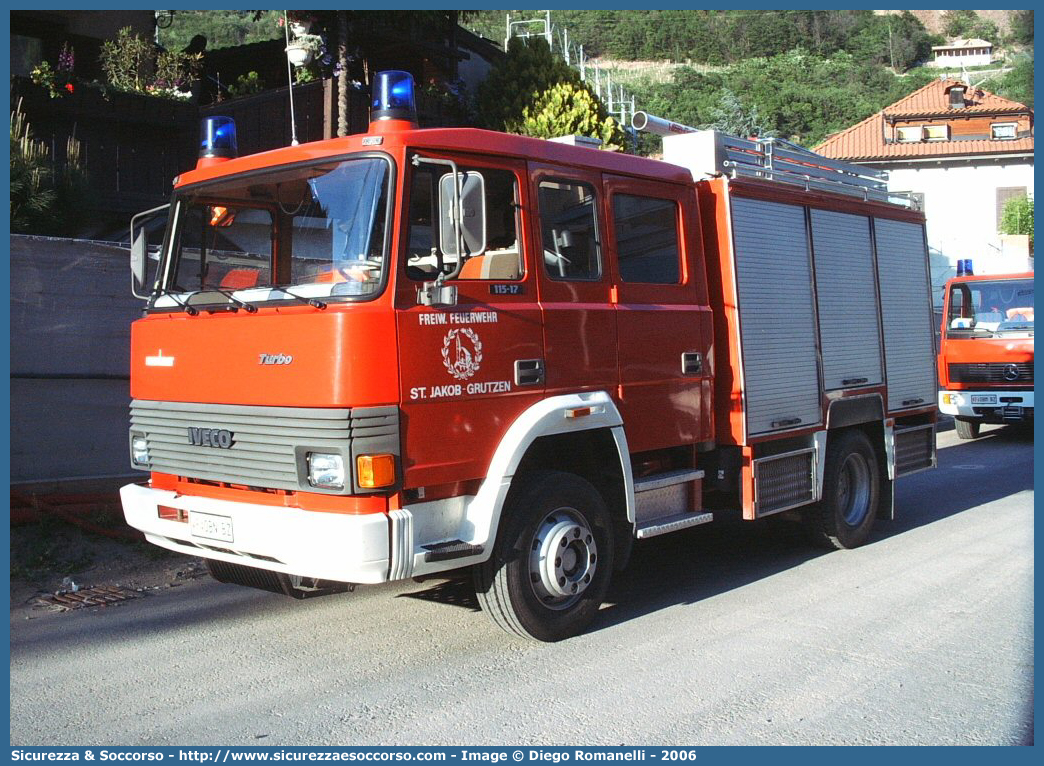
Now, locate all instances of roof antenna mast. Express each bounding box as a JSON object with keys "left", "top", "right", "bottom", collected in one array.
[{"left": 283, "top": 10, "right": 300, "bottom": 146}]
